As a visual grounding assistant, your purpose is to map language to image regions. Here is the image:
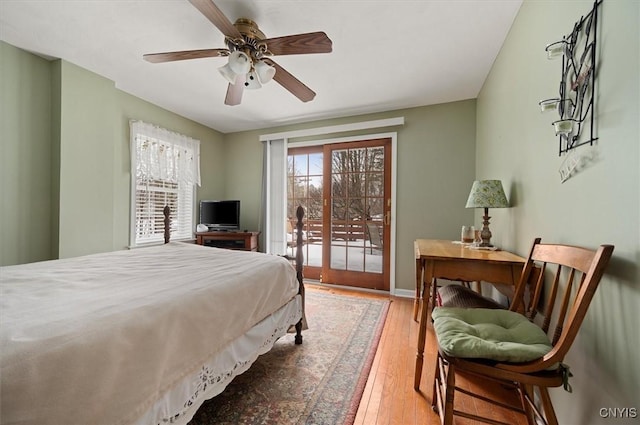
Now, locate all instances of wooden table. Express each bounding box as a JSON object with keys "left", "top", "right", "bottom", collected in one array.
[
  {"left": 413, "top": 239, "right": 526, "bottom": 391},
  {"left": 195, "top": 231, "right": 260, "bottom": 251}
]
